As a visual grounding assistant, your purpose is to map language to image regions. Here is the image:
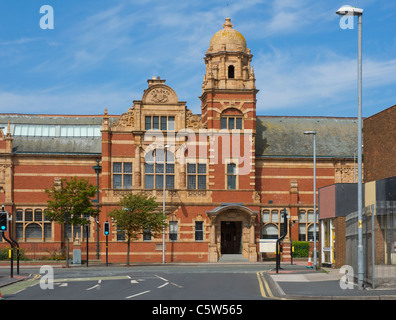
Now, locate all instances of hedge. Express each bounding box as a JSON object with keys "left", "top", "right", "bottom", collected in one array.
[{"left": 292, "top": 241, "right": 310, "bottom": 258}]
